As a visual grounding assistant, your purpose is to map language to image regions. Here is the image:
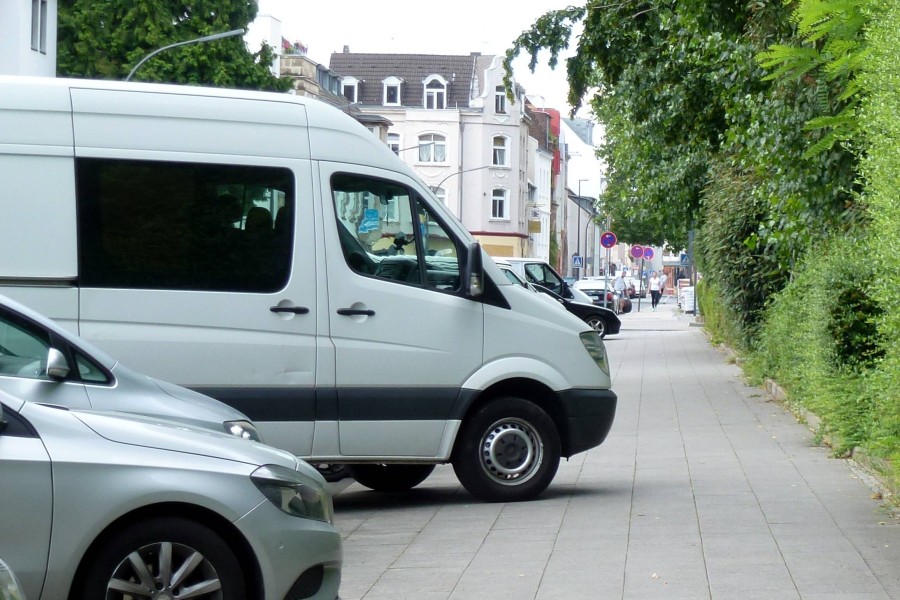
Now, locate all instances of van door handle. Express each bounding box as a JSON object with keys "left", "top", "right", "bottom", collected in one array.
[
  {"left": 337, "top": 308, "right": 375, "bottom": 317},
  {"left": 270, "top": 306, "right": 310, "bottom": 315}
]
